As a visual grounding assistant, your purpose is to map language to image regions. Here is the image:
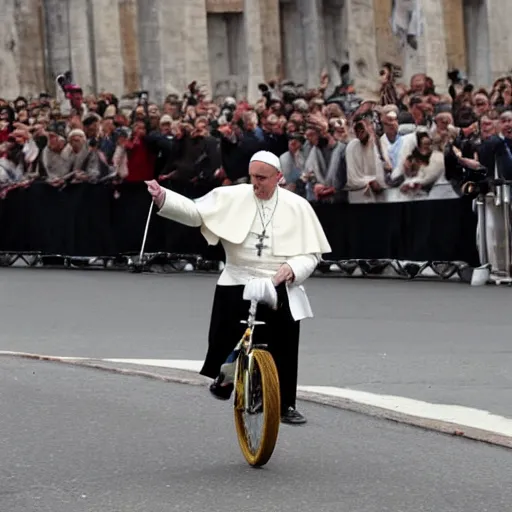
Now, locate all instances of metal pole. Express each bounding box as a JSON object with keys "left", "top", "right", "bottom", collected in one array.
[
  {"left": 139, "top": 201, "right": 154, "bottom": 263},
  {"left": 503, "top": 184, "right": 511, "bottom": 279},
  {"left": 476, "top": 194, "right": 488, "bottom": 266}
]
